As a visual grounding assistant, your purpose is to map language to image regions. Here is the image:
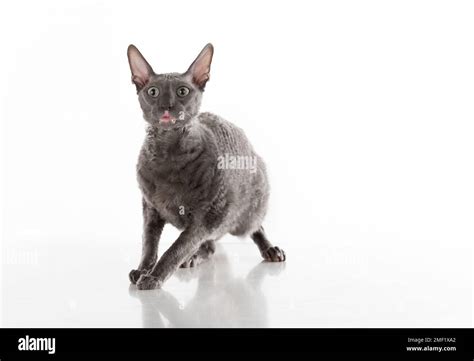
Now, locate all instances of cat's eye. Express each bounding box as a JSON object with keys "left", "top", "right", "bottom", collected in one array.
[
  {"left": 147, "top": 87, "right": 159, "bottom": 97},
  {"left": 176, "top": 86, "right": 190, "bottom": 98}
]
